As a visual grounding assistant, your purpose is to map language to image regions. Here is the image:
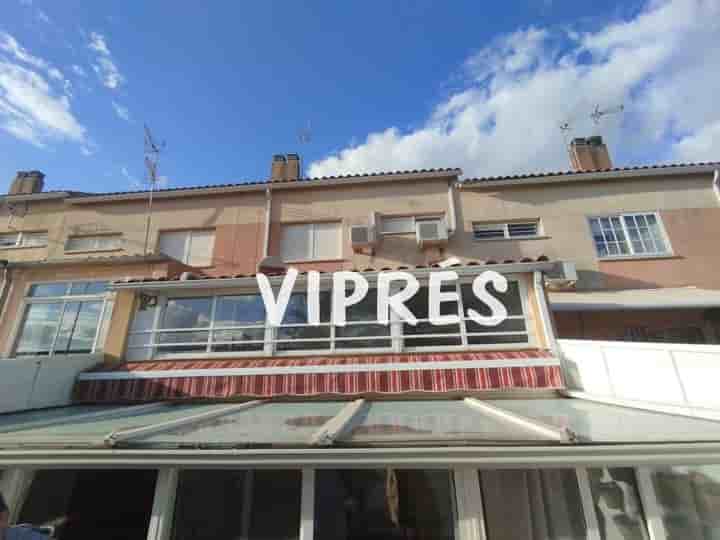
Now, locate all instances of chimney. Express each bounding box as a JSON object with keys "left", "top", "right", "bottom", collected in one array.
[
  {"left": 569, "top": 136, "right": 612, "bottom": 171},
  {"left": 286, "top": 153, "right": 300, "bottom": 180},
  {"left": 270, "top": 154, "right": 301, "bottom": 181},
  {"left": 9, "top": 170, "right": 45, "bottom": 195},
  {"left": 271, "top": 154, "right": 287, "bottom": 181}
]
